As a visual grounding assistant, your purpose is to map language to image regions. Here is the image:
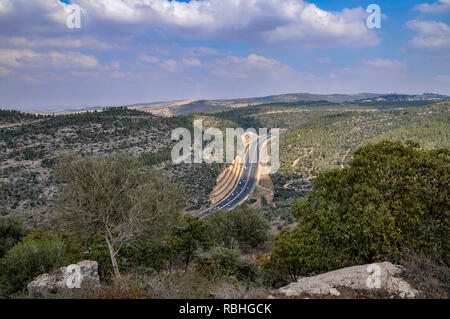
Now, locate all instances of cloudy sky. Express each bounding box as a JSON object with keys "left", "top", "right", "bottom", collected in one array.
[{"left": 0, "top": 0, "right": 449, "bottom": 110}]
